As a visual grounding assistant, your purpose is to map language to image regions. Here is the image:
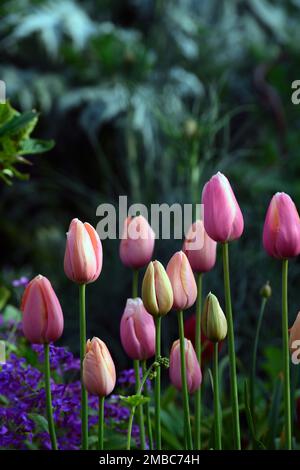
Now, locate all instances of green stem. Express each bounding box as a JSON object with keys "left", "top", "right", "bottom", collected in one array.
[
  {"left": 126, "top": 361, "right": 157, "bottom": 450},
  {"left": 79, "top": 284, "right": 88, "bottom": 450},
  {"left": 282, "top": 259, "right": 292, "bottom": 449},
  {"left": 134, "top": 359, "right": 146, "bottom": 449},
  {"left": 177, "top": 310, "right": 193, "bottom": 450},
  {"left": 213, "top": 343, "right": 222, "bottom": 450},
  {"left": 250, "top": 297, "right": 267, "bottom": 416},
  {"left": 132, "top": 269, "right": 139, "bottom": 298},
  {"left": 142, "top": 359, "right": 153, "bottom": 450},
  {"left": 98, "top": 396, "right": 105, "bottom": 450},
  {"left": 44, "top": 343, "right": 58, "bottom": 450},
  {"left": 222, "top": 242, "right": 241, "bottom": 450},
  {"left": 154, "top": 316, "right": 161, "bottom": 449},
  {"left": 195, "top": 272, "right": 202, "bottom": 450}
]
